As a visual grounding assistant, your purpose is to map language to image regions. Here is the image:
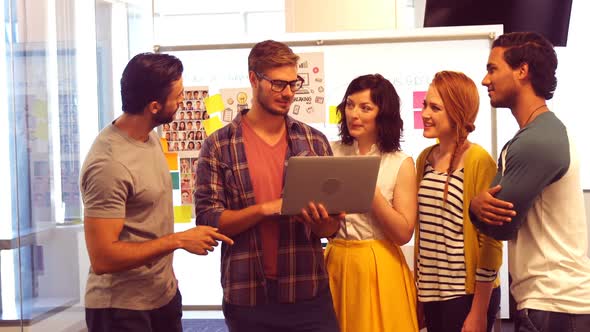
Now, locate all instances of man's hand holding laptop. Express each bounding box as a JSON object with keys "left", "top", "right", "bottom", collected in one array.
[{"left": 296, "top": 202, "right": 345, "bottom": 238}]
